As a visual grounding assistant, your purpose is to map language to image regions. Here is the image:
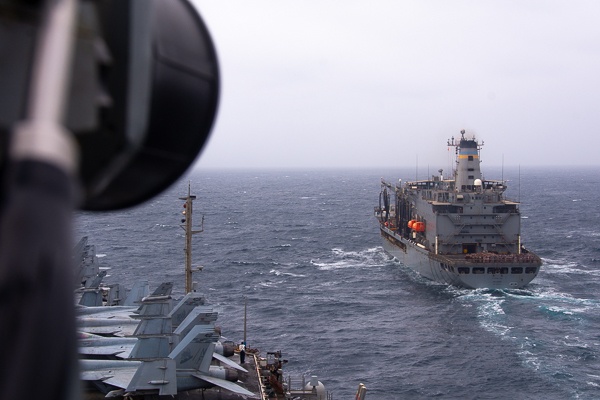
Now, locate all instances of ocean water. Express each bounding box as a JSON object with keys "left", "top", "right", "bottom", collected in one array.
[{"left": 75, "top": 166, "right": 600, "bottom": 399}]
